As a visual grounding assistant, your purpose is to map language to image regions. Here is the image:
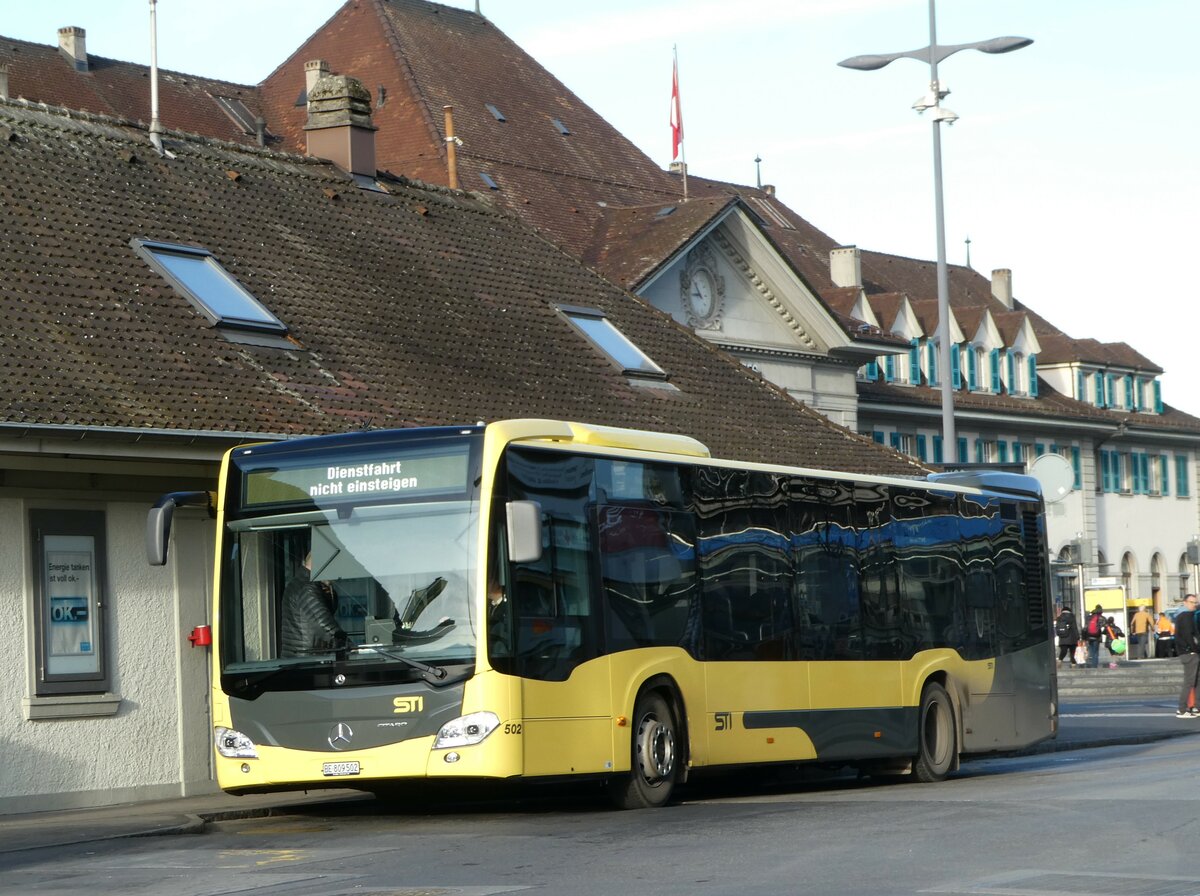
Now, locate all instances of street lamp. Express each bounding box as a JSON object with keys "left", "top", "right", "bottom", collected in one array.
[{"left": 839, "top": 1, "right": 1031, "bottom": 459}]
